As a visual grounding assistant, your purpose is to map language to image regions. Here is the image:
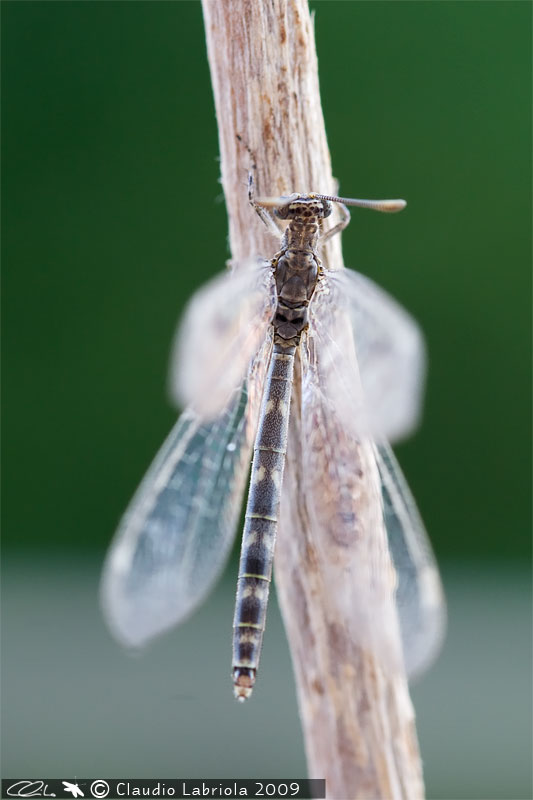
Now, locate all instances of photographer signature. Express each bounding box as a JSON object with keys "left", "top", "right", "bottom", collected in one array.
[{"left": 6, "top": 781, "right": 56, "bottom": 797}]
